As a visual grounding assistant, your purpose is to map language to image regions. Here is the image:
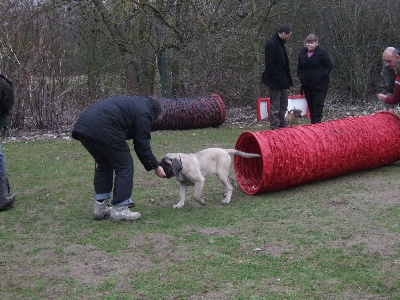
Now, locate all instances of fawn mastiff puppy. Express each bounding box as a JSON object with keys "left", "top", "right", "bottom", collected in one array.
[
  {"left": 285, "top": 108, "right": 302, "bottom": 126},
  {"left": 160, "top": 148, "right": 261, "bottom": 209}
]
